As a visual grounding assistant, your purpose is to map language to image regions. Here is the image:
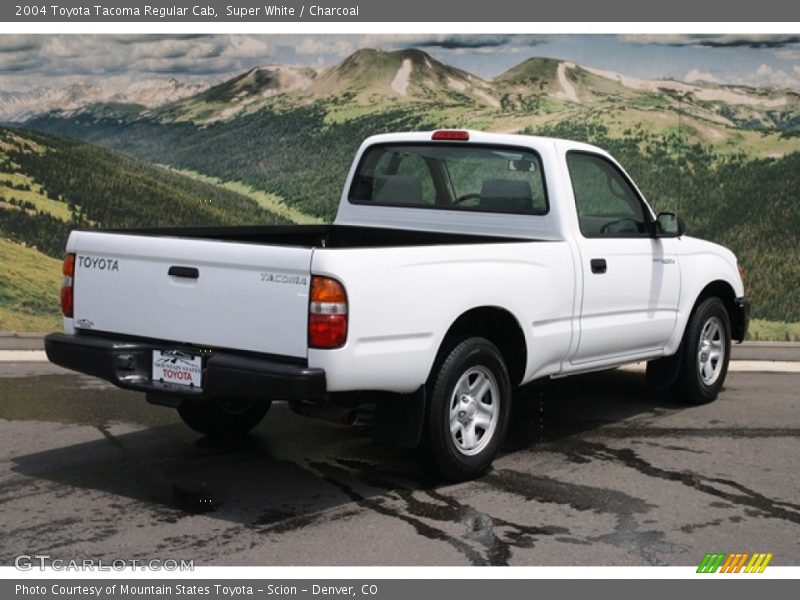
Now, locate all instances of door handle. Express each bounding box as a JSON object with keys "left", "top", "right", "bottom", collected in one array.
[
  {"left": 168, "top": 266, "right": 199, "bottom": 279},
  {"left": 590, "top": 258, "right": 607, "bottom": 274}
]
